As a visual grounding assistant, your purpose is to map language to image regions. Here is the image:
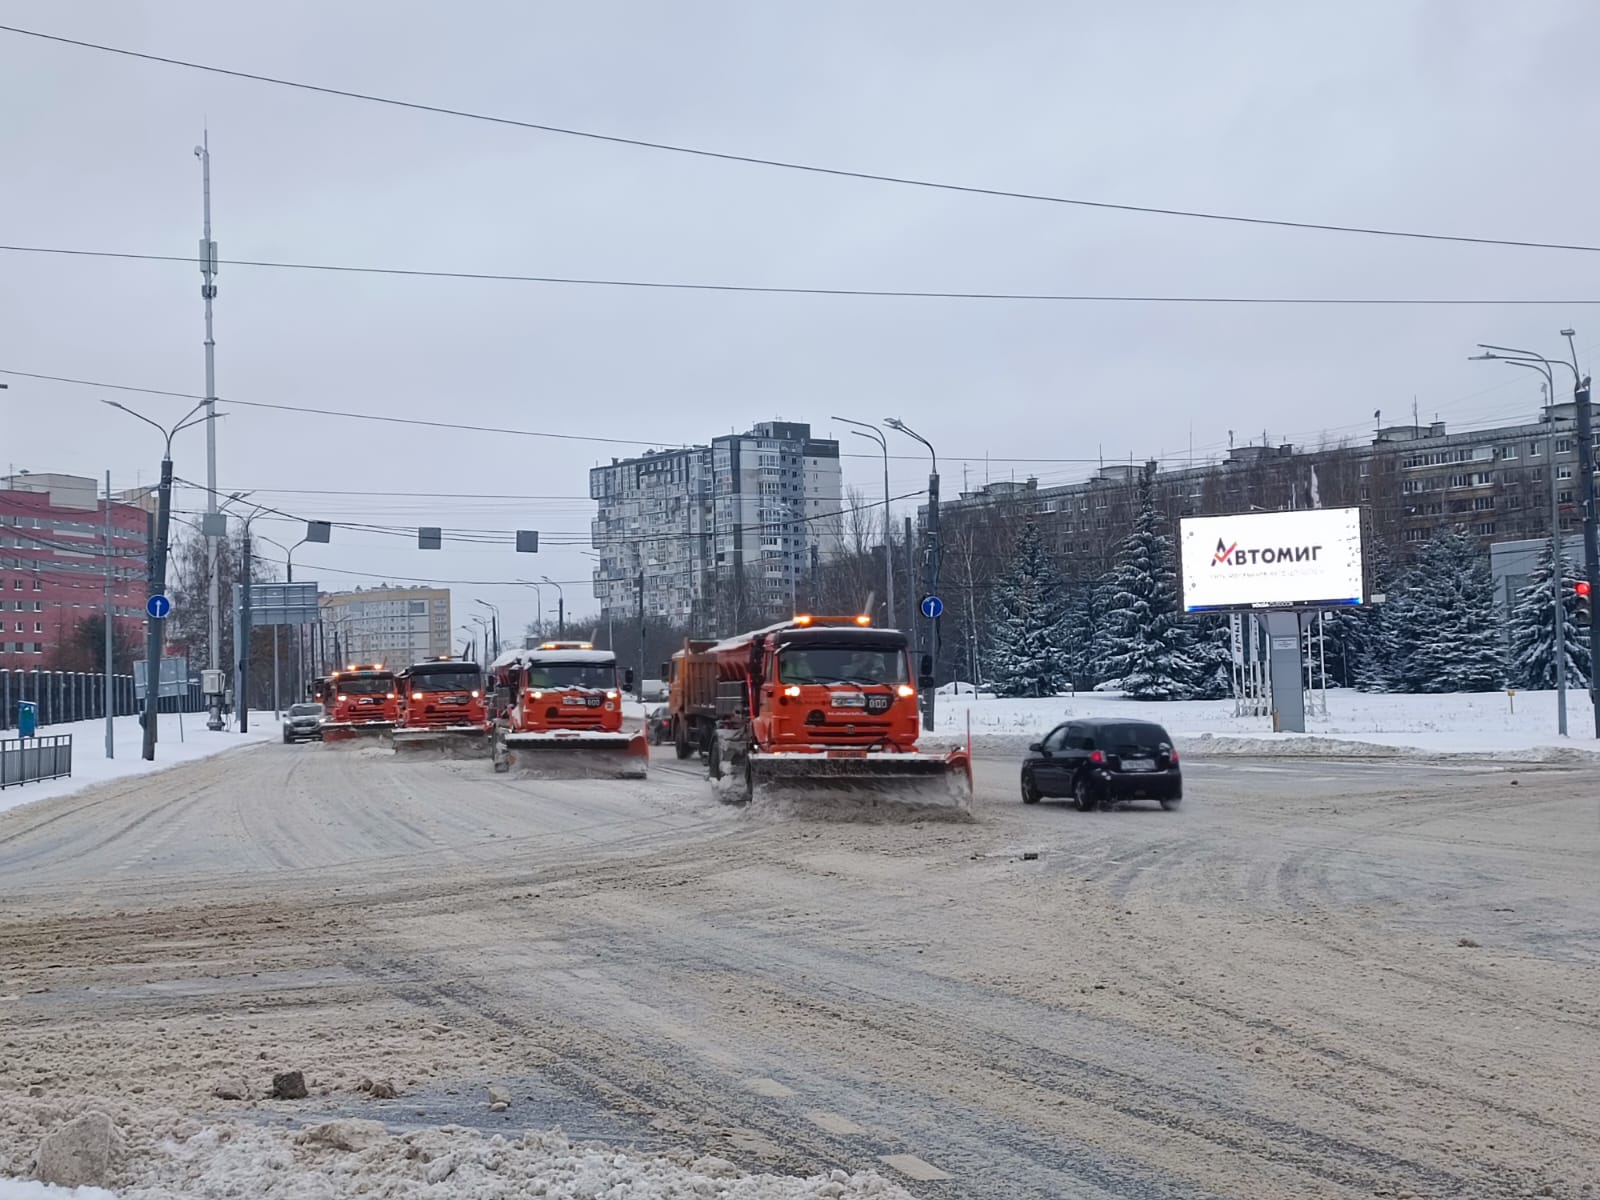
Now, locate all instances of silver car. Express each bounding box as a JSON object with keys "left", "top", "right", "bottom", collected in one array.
[{"left": 282, "top": 702, "right": 326, "bottom": 744}]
